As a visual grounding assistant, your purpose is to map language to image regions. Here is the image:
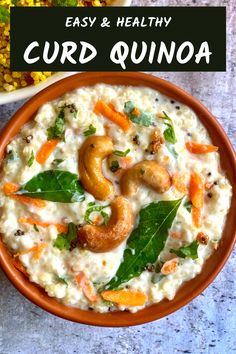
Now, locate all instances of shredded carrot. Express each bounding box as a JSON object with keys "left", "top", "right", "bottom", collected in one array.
[
  {"left": 36, "top": 139, "right": 59, "bottom": 164},
  {"left": 189, "top": 173, "right": 204, "bottom": 209},
  {"left": 120, "top": 156, "right": 133, "bottom": 169},
  {"left": 101, "top": 290, "right": 147, "bottom": 307},
  {"left": 186, "top": 142, "right": 219, "bottom": 154},
  {"left": 161, "top": 258, "right": 179, "bottom": 275},
  {"left": 170, "top": 231, "right": 183, "bottom": 240},
  {"left": 192, "top": 206, "right": 201, "bottom": 228},
  {"left": 3, "top": 182, "right": 19, "bottom": 195},
  {"left": 172, "top": 174, "right": 188, "bottom": 194},
  {"left": 3, "top": 182, "right": 46, "bottom": 208},
  {"left": 75, "top": 271, "right": 97, "bottom": 303},
  {"left": 94, "top": 100, "right": 131, "bottom": 132},
  {"left": 14, "top": 243, "right": 47, "bottom": 261},
  {"left": 12, "top": 257, "right": 28, "bottom": 276},
  {"left": 19, "top": 217, "right": 68, "bottom": 233},
  {"left": 132, "top": 108, "right": 141, "bottom": 116}
]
